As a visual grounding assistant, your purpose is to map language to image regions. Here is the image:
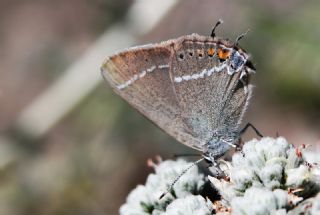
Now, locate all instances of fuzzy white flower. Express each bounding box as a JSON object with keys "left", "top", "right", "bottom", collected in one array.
[
  {"left": 287, "top": 192, "right": 320, "bottom": 215},
  {"left": 211, "top": 137, "right": 320, "bottom": 214},
  {"left": 120, "top": 137, "right": 320, "bottom": 215},
  {"left": 231, "top": 187, "right": 288, "bottom": 215},
  {"left": 164, "top": 195, "right": 211, "bottom": 215},
  {"left": 119, "top": 159, "right": 205, "bottom": 215},
  {"left": 311, "top": 193, "right": 320, "bottom": 214},
  {"left": 286, "top": 165, "right": 310, "bottom": 187},
  {"left": 120, "top": 185, "right": 153, "bottom": 215}
]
